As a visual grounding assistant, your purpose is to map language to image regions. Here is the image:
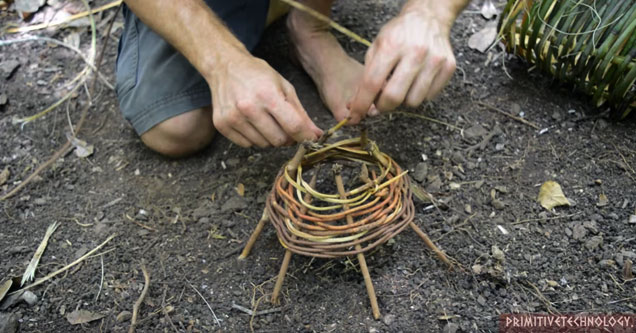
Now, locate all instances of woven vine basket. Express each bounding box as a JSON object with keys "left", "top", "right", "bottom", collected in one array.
[{"left": 498, "top": 0, "right": 636, "bottom": 119}]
